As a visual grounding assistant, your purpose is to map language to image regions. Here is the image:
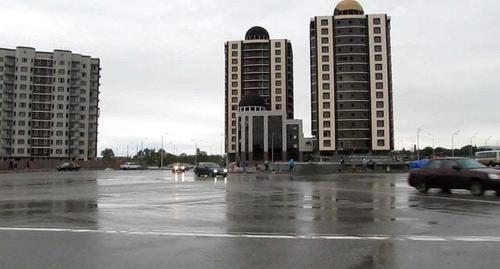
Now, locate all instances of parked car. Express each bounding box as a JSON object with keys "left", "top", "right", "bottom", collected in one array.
[
  {"left": 120, "top": 162, "right": 142, "bottom": 170},
  {"left": 476, "top": 150, "right": 500, "bottom": 167},
  {"left": 408, "top": 158, "right": 500, "bottom": 196},
  {"left": 57, "top": 162, "right": 80, "bottom": 171},
  {"left": 194, "top": 162, "right": 227, "bottom": 178},
  {"left": 172, "top": 164, "right": 186, "bottom": 174}
]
